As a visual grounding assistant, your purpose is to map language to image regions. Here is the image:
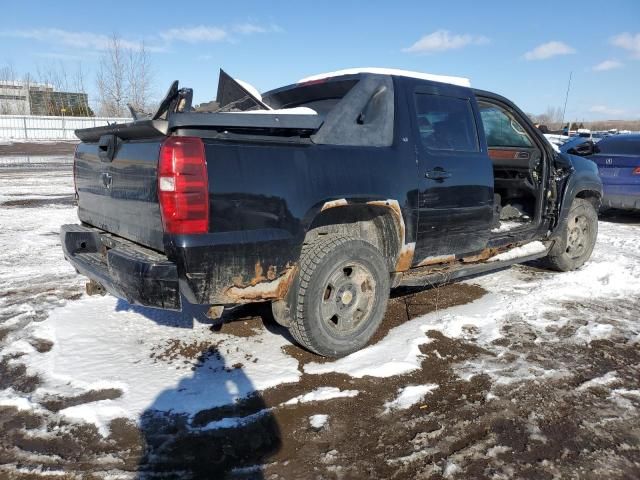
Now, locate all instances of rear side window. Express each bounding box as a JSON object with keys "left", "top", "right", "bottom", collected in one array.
[
  {"left": 414, "top": 94, "right": 479, "bottom": 152},
  {"left": 478, "top": 102, "right": 533, "bottom": 148},
  {"left": 595, "top": 137, "right": 640, "bottom": 155}
]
